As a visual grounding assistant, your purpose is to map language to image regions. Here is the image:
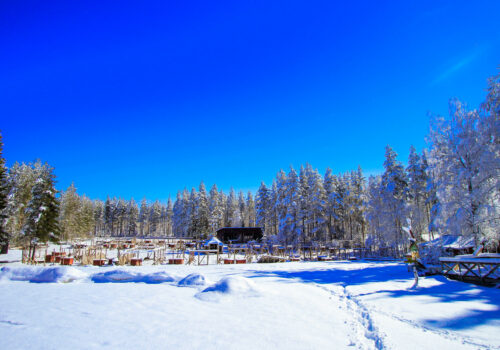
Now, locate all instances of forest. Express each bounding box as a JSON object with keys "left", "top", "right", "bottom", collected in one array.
[{"left": 1, "top": 74, "right": 498, "bottom": 254}]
